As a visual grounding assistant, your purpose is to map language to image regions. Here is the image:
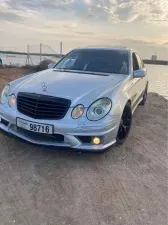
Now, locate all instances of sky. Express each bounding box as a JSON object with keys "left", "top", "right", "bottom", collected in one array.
[{"left": 0, "top": 0, "right": 168, "bottom": 59}]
